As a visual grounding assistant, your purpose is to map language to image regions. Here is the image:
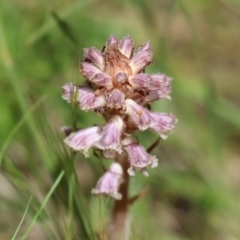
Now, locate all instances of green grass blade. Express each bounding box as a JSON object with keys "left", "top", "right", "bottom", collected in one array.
[
  {"left": 21, "top": 170, "right": 65, "bottom": 239},
  {"left": 26, "top": 0, "right": 97, "bottom": 45},
  {"left": 11, "top": 194, "right": 33, "bottom": 240},
  {"left": 0, "top": 96, "right": 46, "bottom": 168}
]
